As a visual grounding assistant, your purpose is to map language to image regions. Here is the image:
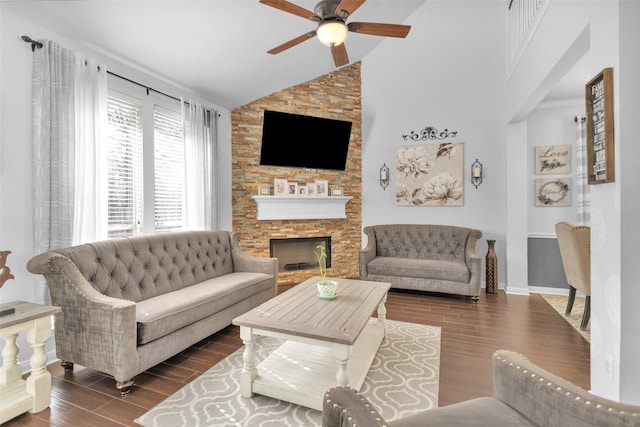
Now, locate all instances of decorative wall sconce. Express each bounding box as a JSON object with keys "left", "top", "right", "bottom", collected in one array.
[
  {"left": 380, "top": 163, "right": 390, "bottom": 190},
  {"left": 471, "top": 159, "right": 483, "bottom": 189}
]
